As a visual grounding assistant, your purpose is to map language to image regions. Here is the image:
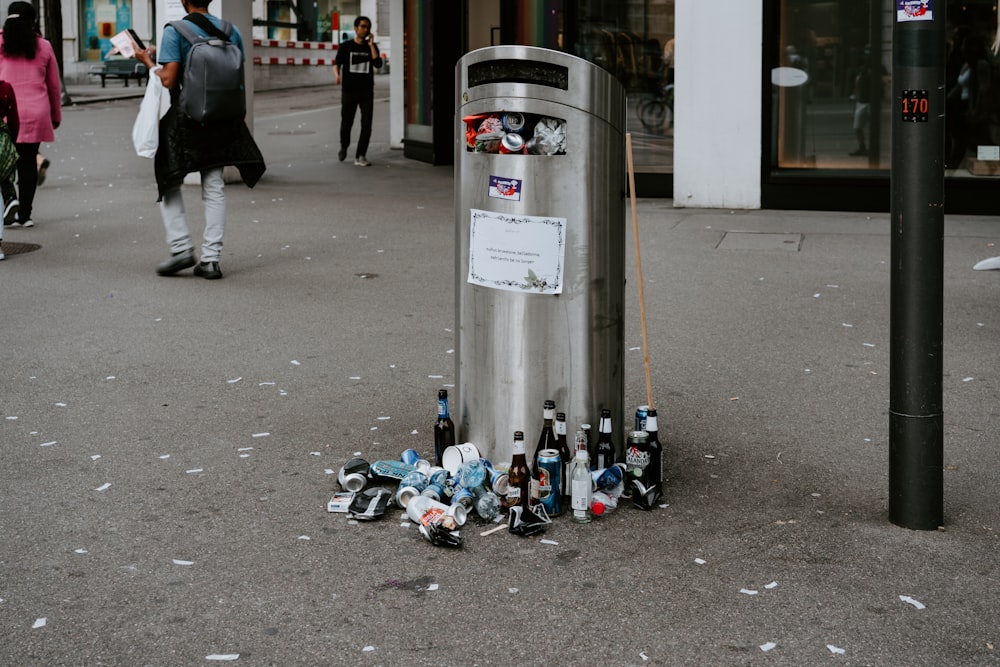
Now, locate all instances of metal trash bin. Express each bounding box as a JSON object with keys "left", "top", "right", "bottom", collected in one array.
[{"left": 454, "top": 46, "right": 626, "bottom": 465}]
